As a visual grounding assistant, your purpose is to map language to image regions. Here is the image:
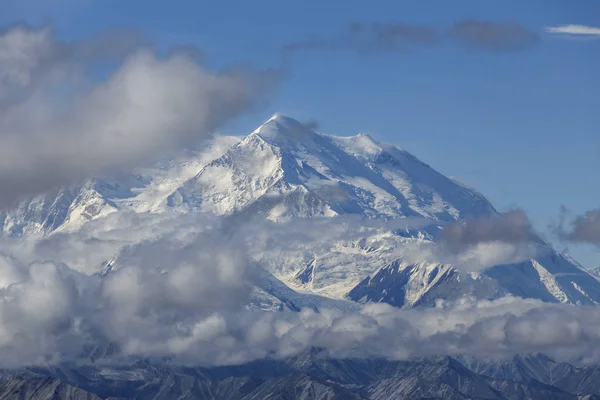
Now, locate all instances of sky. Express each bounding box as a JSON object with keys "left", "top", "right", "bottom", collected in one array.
[{"left": 1, "top": 0, "right": 599, "bottom": 266}]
